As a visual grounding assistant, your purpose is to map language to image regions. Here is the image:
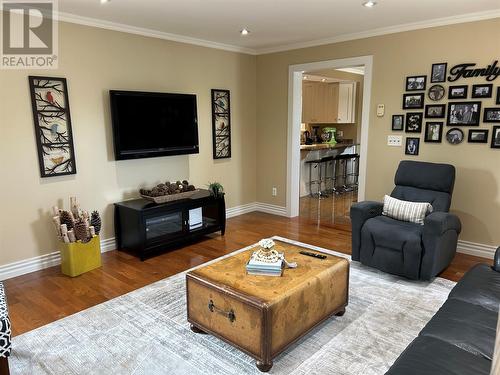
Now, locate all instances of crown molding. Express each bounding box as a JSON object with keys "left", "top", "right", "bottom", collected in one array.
[
  {"left": 256, "top": 9, "right": 500, "bottom": 55},
  {"left": 57, "top": 11, "right": 258, "bottom": 55},
  {"left": 56, "top": 9, "right": 499, "bottom": 57}
]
